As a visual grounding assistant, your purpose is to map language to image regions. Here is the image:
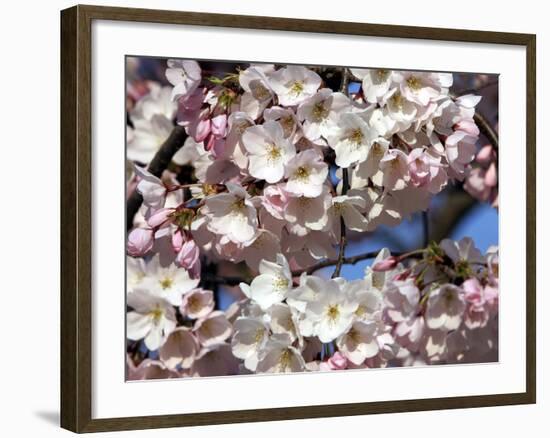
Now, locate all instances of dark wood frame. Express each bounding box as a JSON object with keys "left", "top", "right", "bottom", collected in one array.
[{"left": 60, "top": 4, "right": 536, "bottom": 433}]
